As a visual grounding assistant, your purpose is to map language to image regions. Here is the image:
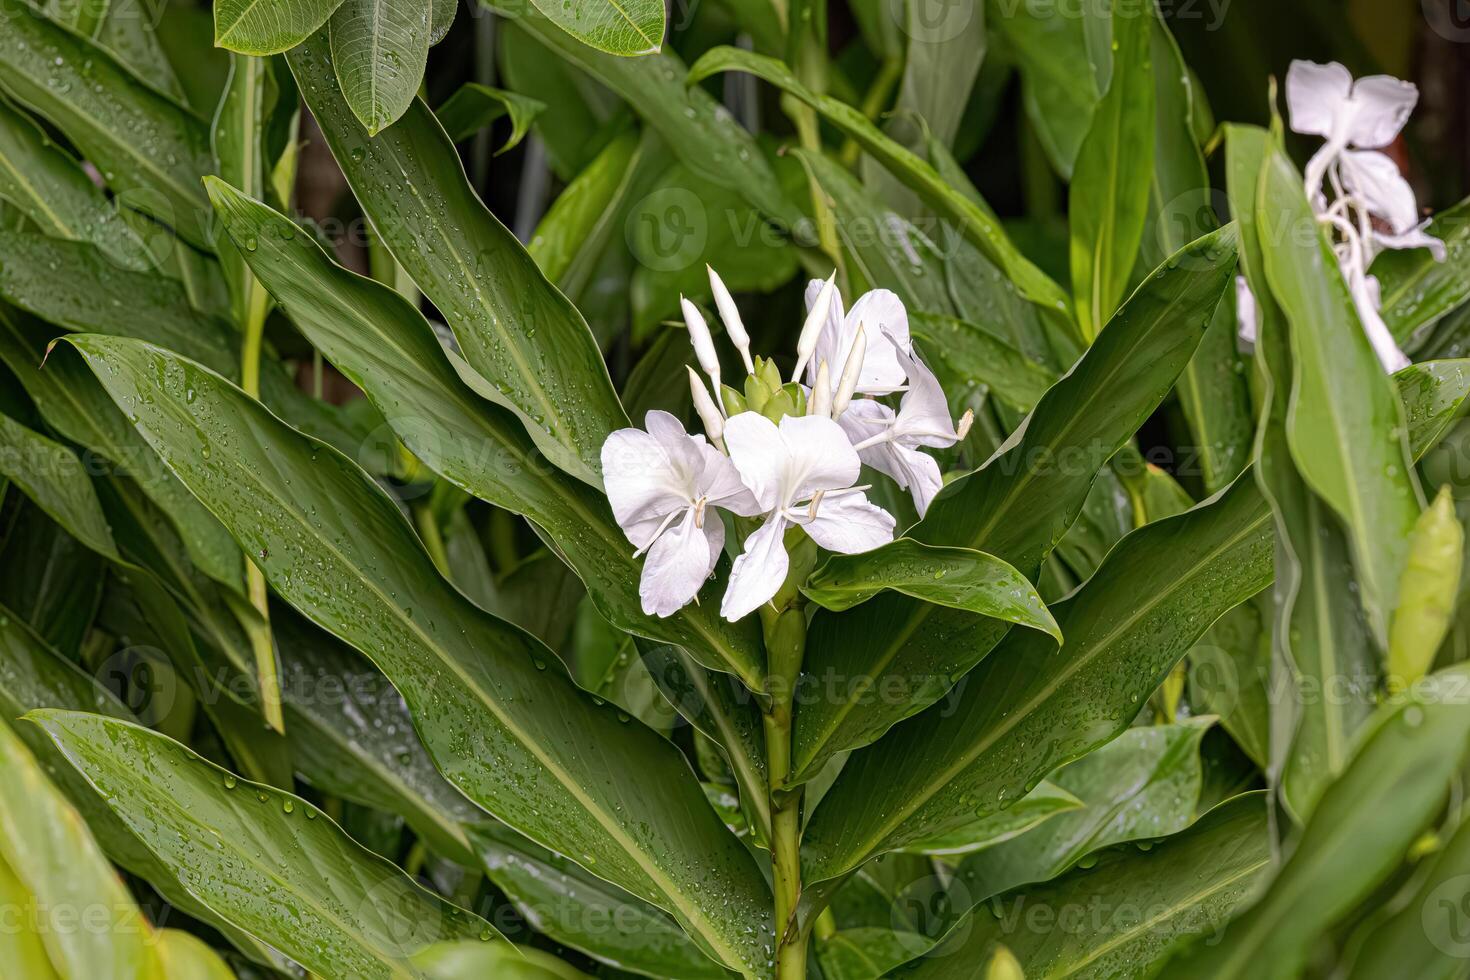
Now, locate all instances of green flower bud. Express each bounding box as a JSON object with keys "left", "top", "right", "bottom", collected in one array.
[{"left": 1389, "top": 486, "right": 1464, "bottom": 689}]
